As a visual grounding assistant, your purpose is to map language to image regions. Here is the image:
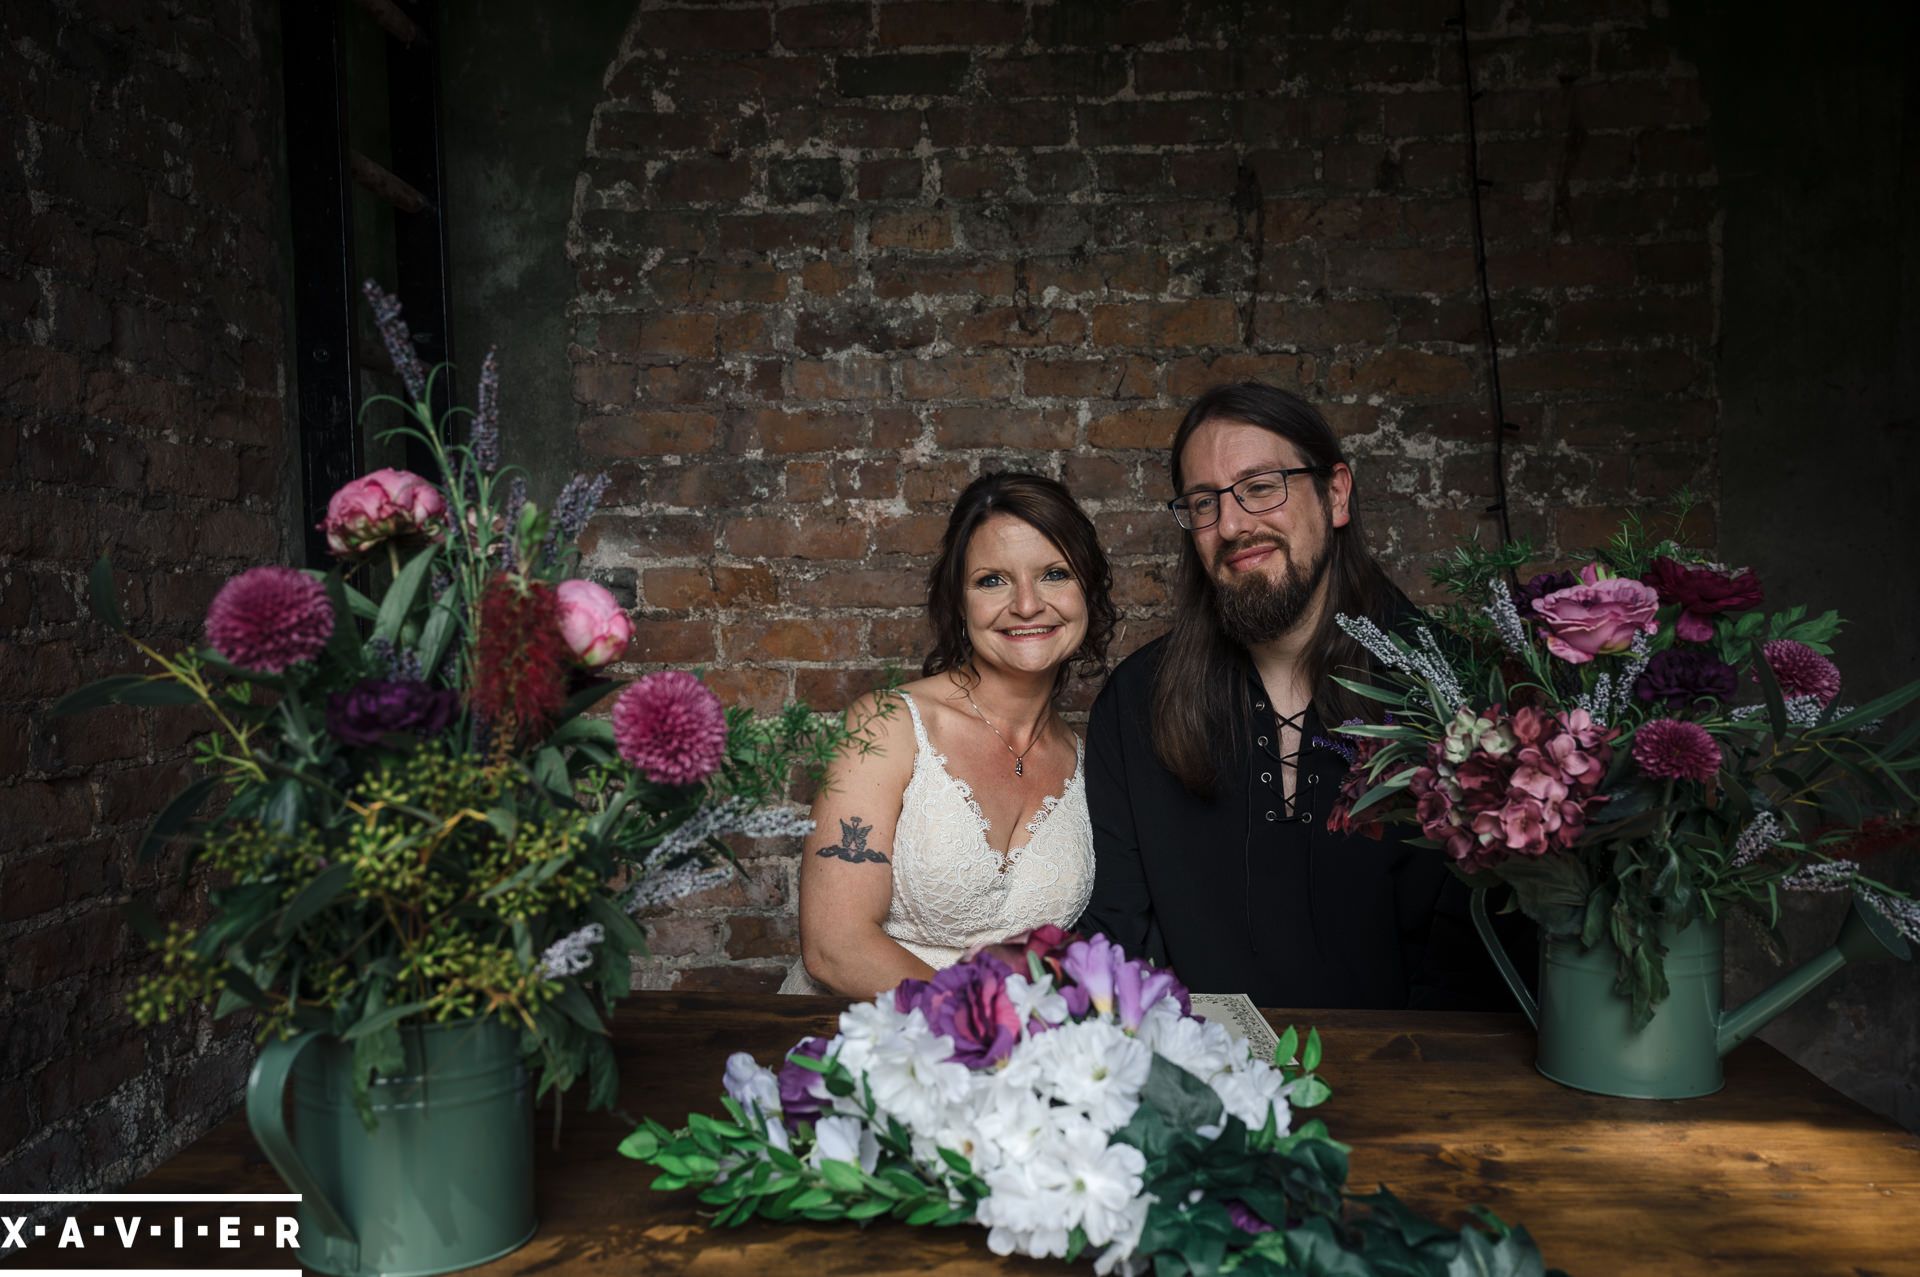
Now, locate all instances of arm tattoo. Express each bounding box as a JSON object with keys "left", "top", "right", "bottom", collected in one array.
[{"left": 816, "top": 816, "right": 890, "bottom": 865}]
